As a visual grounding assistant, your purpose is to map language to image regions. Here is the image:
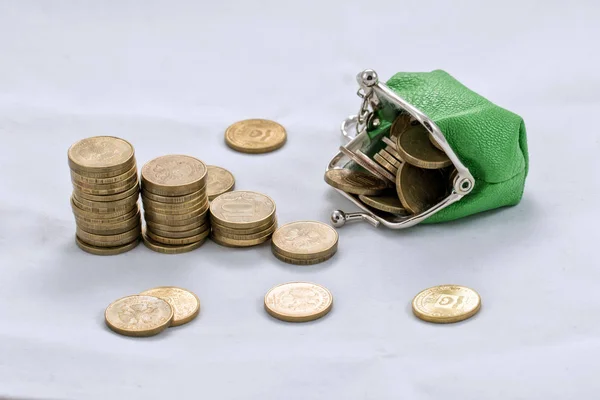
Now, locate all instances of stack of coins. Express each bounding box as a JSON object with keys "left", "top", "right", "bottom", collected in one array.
[
  {"left": 210, "top": 191, "right": 277, "bottom": 247},
  {"left": 271, "top": 221, "right": 338, "bottom": 265},
  {"left": 68, "top": 136, "right": 141, "bottom": 255},
  {"left": 141, "top": 155, "right": 210, "bottom": 254}
]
